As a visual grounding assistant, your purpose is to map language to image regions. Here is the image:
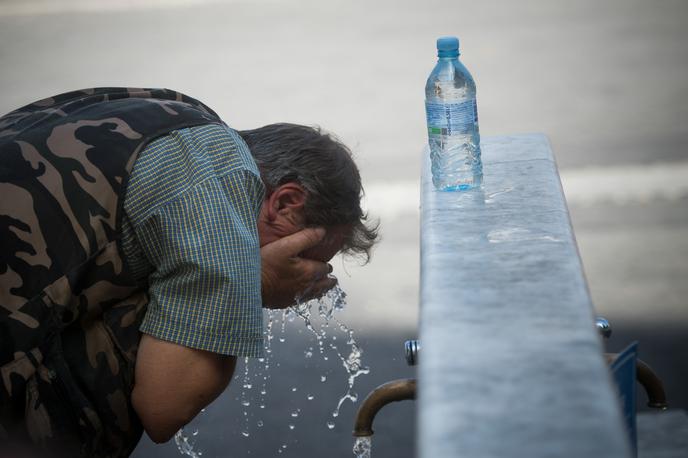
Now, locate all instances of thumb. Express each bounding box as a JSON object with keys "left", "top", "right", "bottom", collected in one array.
[{"left": 267, "top": 227, "right": 326, "bottom": 257}]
